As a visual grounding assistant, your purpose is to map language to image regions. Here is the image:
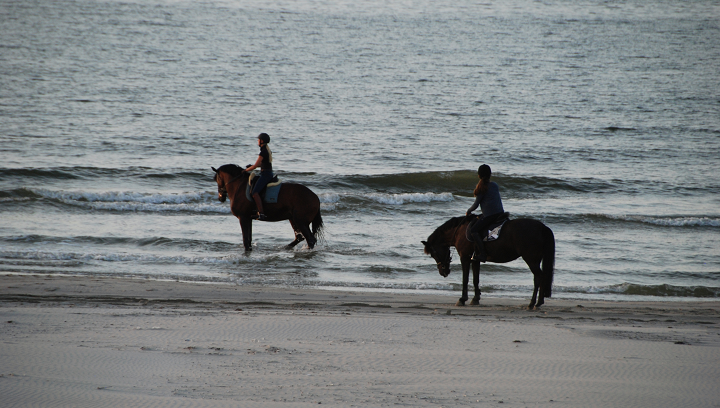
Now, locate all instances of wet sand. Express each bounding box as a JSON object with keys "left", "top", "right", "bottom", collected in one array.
[{"left": 1, "top": 274, "right": 719, "bottom": 407}]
